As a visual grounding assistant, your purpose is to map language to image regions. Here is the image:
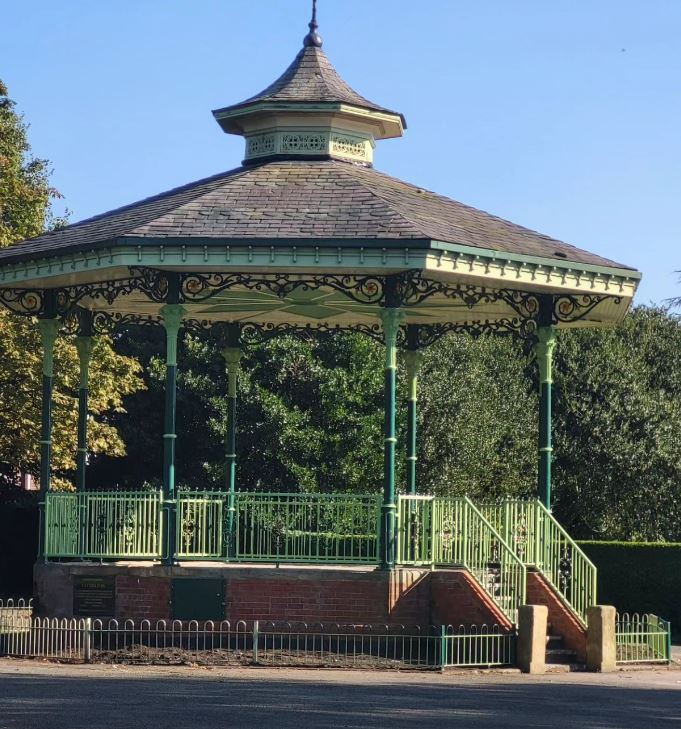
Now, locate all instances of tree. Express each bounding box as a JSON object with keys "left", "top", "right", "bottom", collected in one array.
[
  {"left": 417, "top": 333, "right": 537, "bottom": 500},
  {"left": 552, "top": 306, "right": 681, "bottom": 541},
  {"left": 0, "top": 80, "right": 143, "bottom": 492}
]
